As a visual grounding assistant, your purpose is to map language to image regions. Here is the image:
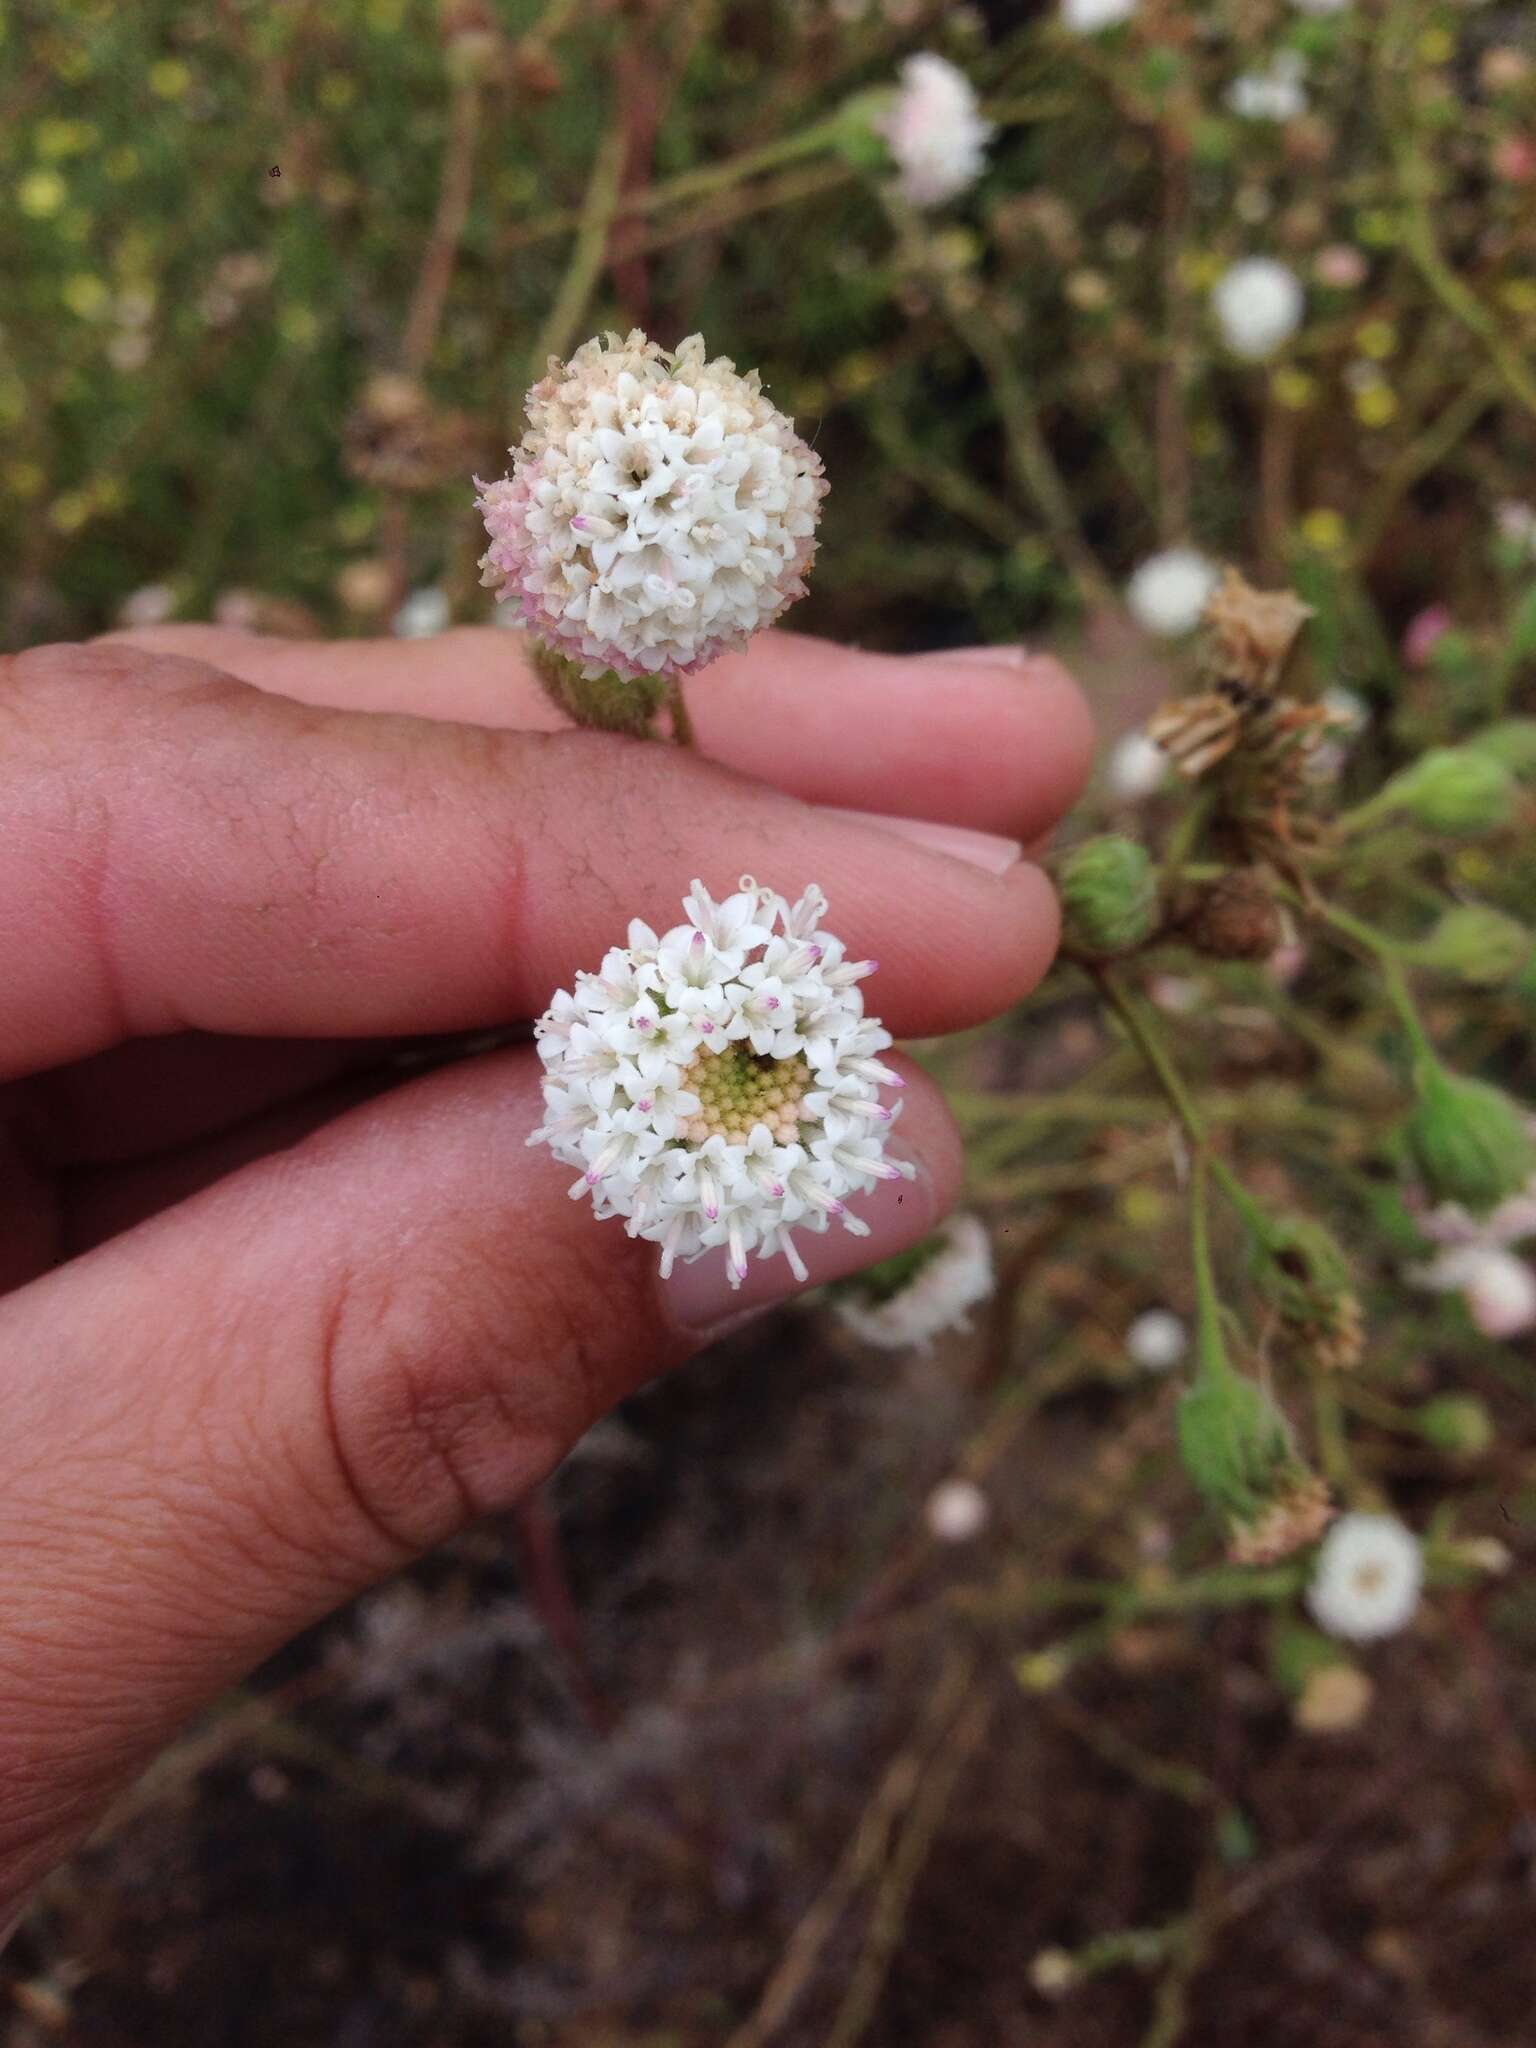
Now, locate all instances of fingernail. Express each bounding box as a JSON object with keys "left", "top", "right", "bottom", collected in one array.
[
  {"left": 816, "top": 806, "right": 1023, "bottom": 877},
  {"left": 660, "top": 1145, "right": 941, "bottom": 1340},
  {"left": 929, "top": 643, "right": 1032, "bottom": 668}
]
